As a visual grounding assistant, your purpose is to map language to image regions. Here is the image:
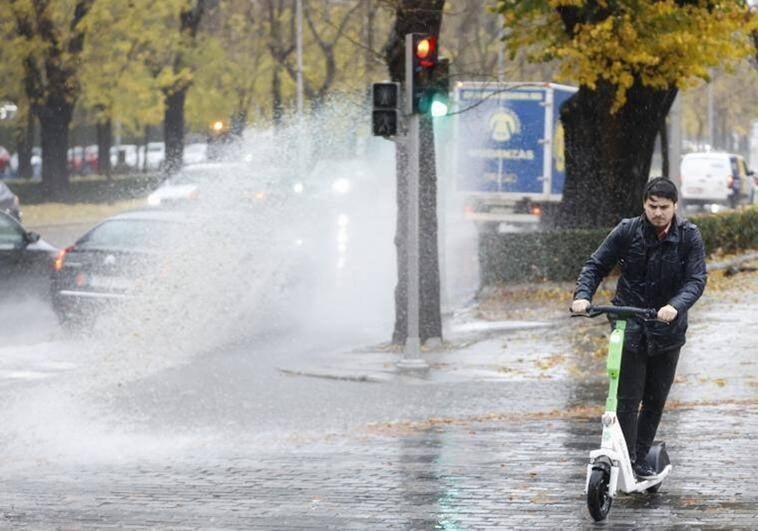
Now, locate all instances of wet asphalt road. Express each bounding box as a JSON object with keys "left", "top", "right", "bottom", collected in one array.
[{"left": 0, "top": 271, "right": 756, "bottom": 528}]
